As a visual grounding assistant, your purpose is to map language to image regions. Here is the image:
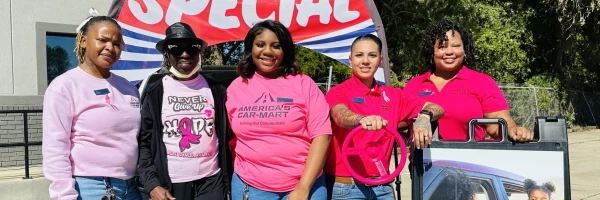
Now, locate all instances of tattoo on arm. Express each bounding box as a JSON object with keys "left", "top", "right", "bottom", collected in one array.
[
  {"left": 423, "top": 103, "right": 444, "bottom": 121},
  {"left": 331, "top": 104, "right": 362, "bottom": 129}
]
